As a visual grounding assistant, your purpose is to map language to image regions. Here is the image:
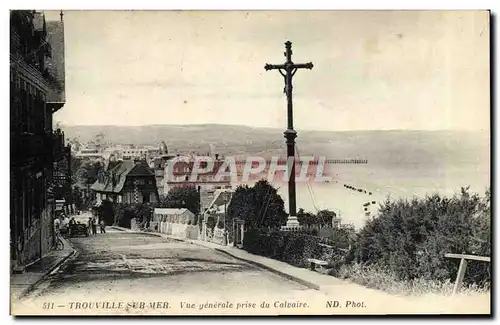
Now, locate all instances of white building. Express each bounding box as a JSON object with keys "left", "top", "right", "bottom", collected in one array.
[
  {"left": 153, "top": 208, "right": 196, "bottom": 224},
  {"left": 74, "top": 147, "right": 103, "bottom": 160}
]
